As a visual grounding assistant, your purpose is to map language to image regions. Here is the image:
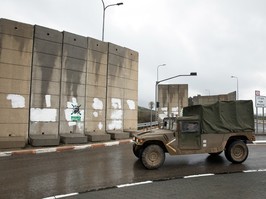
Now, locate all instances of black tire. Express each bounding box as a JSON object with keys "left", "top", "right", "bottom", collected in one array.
[
  {"left": 224, "top": 140, "right": 248, "bottom": 163},
  {"left": 141, "top": 144, "right": 165, "bottom": 170},
  {"left": 209, "top": 151, "right": 223, "bottom": 156},
  {"left": 133, "top": 143, "right": 142, "bottom": 158}
]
